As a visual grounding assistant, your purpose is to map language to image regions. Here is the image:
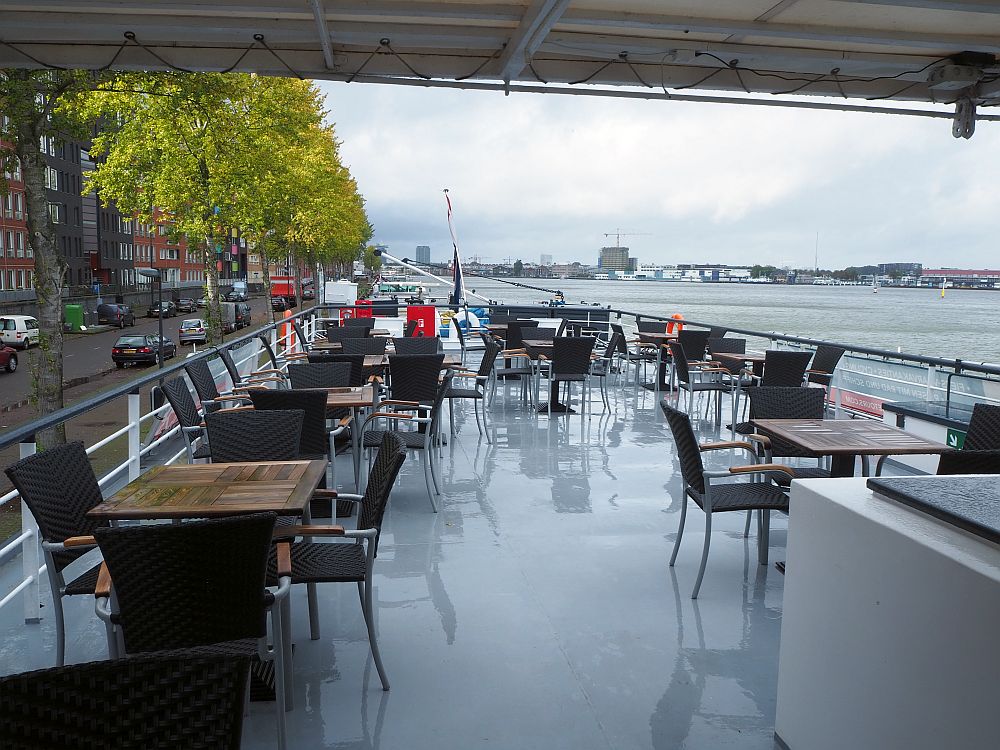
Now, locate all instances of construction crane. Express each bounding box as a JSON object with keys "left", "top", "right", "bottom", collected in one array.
[{"left": 603, "top": 229, "right": 651, "bottom": 247}]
